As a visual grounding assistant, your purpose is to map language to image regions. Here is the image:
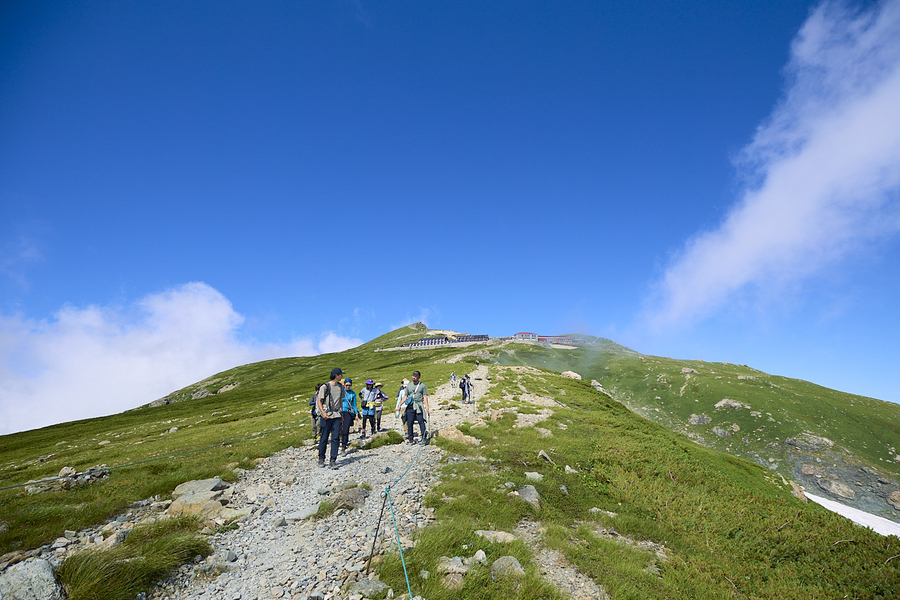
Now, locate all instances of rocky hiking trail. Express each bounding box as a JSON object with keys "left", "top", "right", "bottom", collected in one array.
[{"left": 148, "top": 365, "right": 609, "bottom": 600}]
